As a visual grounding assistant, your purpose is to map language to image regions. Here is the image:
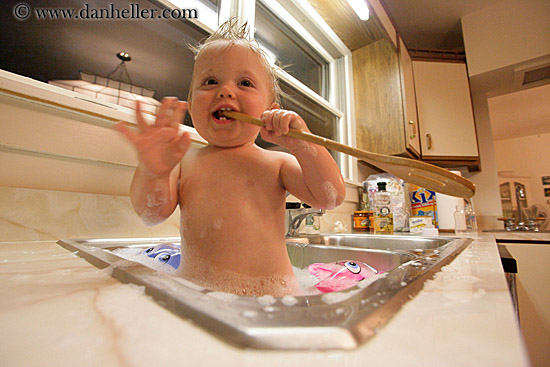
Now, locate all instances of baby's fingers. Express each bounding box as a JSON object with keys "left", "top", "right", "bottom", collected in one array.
[
  {"left": 263, "top": 110, "right": 299, "bottom": 136},
  {"left": 171, "top": 101, "right": 188, "bottom": 129},
  {"left": 261, "top": 110, "right": 275, "bottom": 131},
  {"left": 156, "top": 97, "right": 180, "bottom": 127},
  {"left": 135, "top": 101, "right": 150, "bottom": 132},
  {"left": 113, "top": 121, "right": 138, "bottom": 145},
  {"left": 278, "top": 111, "right": 300, "bottom": 135}
]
